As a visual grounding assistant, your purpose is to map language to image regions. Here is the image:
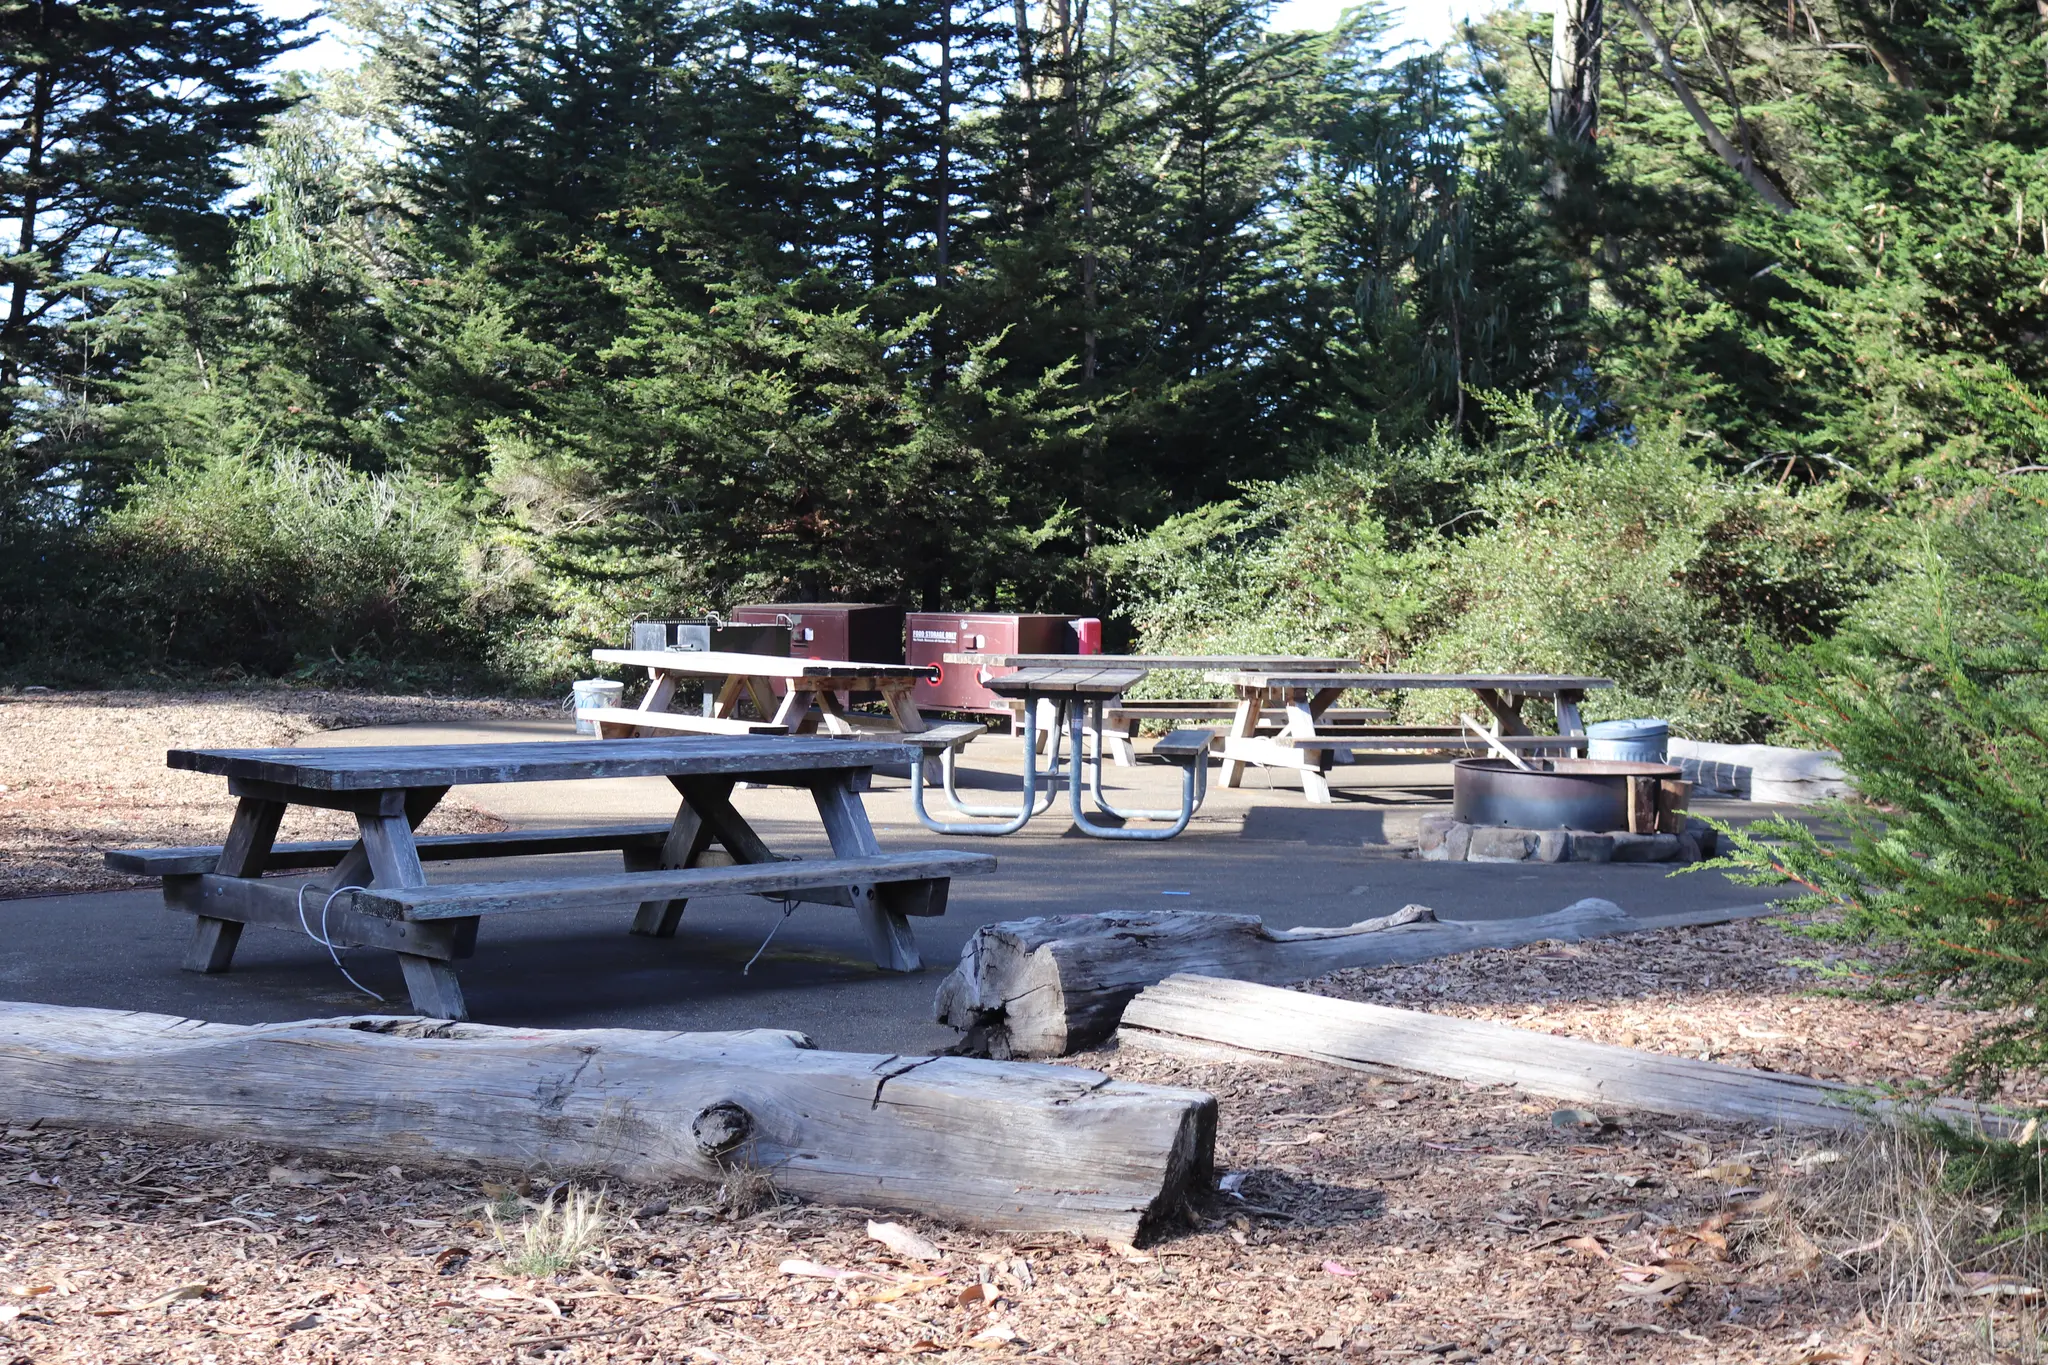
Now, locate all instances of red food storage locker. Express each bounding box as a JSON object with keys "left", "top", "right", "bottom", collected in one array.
[
  {"left": 728, "top": 603, "right": 906, "bottom": 664},
  {"left": 905, "top": 613, "right": 1101, "bottom": 716},
  {"left": 728, "top": 603, "right": 908, "bottom": 700}
]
